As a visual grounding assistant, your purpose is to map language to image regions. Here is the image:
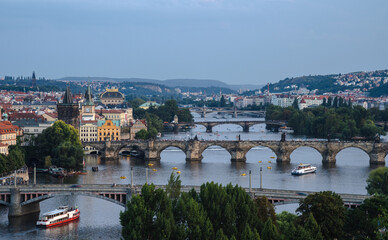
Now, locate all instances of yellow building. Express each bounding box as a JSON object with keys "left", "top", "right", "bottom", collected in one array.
[
  {"left": 97, "top": 120, "right": 120, "bottom": 141},
  {"left": 99, "top": 88, "right": 125, "bottom": 105}
]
